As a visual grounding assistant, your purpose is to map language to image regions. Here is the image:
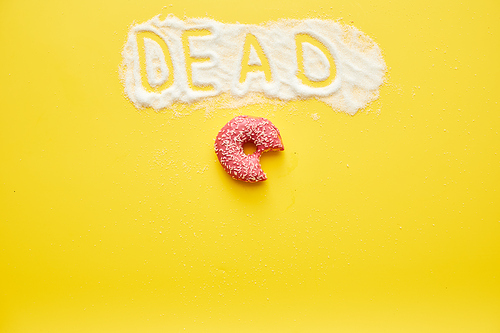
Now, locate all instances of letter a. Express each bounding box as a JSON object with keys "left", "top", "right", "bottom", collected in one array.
[{"left": 239, "top": 34, "right": 272, "bottom": 83}]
